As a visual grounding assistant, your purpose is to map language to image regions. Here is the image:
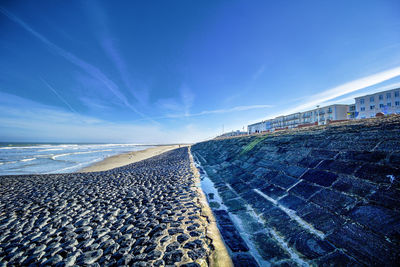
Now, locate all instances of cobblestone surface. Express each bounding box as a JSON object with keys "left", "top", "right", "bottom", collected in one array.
[
  {"left": 0, "top": 147, "right": 212, "bottom": 266},
  {"left": 192, "top": 115, "right": 400, "bottom": 266}
]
